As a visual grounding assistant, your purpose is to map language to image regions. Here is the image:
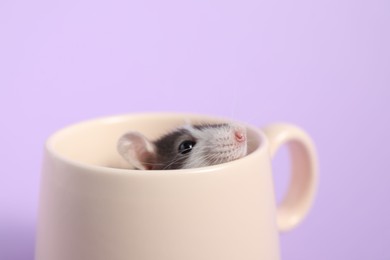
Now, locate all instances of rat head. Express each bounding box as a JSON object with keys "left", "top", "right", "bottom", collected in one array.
[{"left": 117, "top": 123, "right": 248, "bottom": 170}]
